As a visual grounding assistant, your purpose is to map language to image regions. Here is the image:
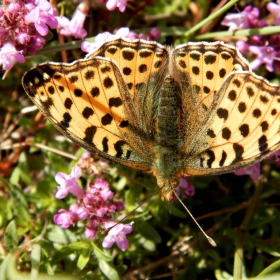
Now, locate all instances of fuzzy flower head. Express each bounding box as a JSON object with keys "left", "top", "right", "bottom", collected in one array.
[
  {"left": 53, "top": 167, "right": 130, "bottom": 250},
  {"left": 0, "top": 0, "right": 57, "bottom": 70}
]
